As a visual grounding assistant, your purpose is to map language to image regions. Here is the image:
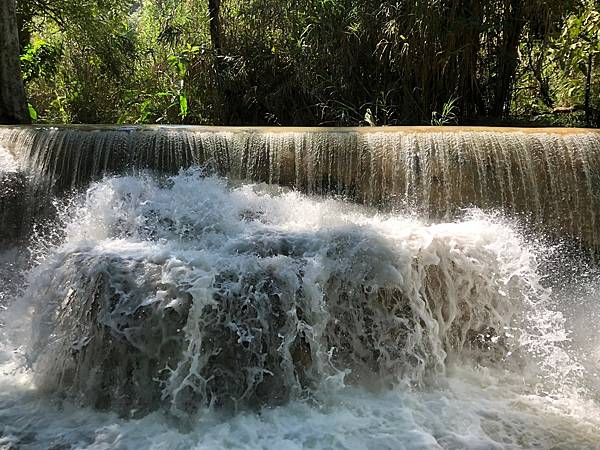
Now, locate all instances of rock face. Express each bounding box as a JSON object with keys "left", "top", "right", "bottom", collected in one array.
[
  {"left": 0, "top": 170, "right": 27, "bottom": 243},
  {"left": 31, "top": 247, "right": 516, "bottom": 418},
  {"left": 0, "top": 145, "right": 27, "bottom": 243},
  {"left": 0, "top": 0, "right": 30, "bottom": 124}
]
